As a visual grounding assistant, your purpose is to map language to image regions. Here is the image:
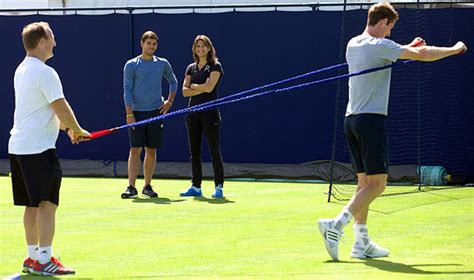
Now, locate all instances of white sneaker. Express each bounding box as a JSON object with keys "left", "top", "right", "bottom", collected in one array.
[
  {"left": 350, "top": 239, "right": 390, "bottom": 259},
  {"left": 317, "top": 218, "right": 342, "bottom": 261}
]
